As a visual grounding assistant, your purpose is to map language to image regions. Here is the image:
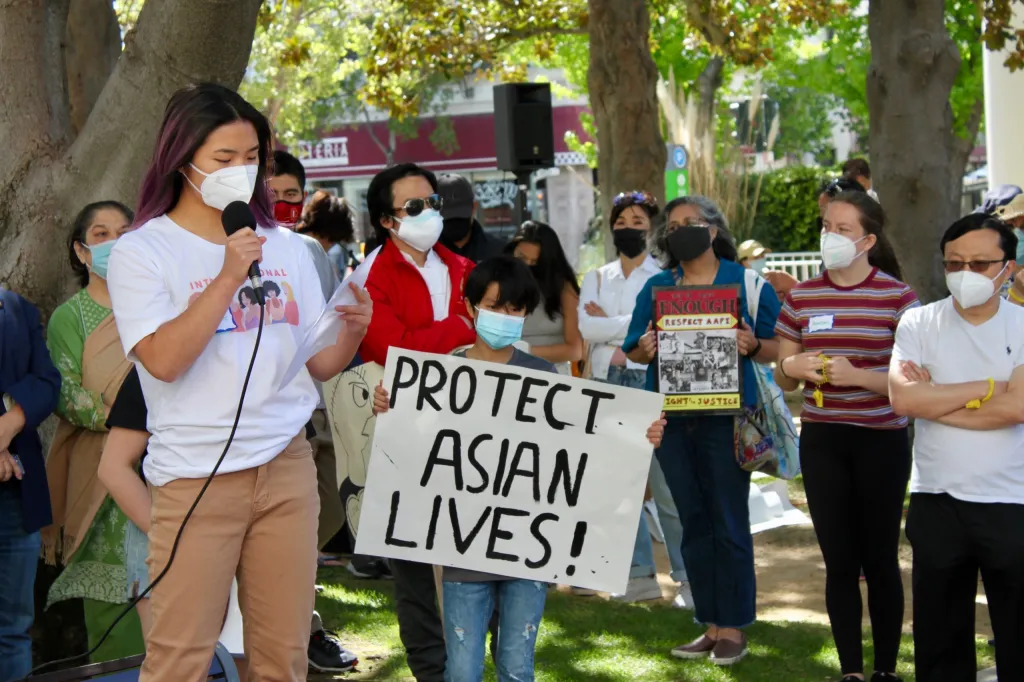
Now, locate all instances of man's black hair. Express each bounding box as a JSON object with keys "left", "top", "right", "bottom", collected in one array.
[
  {"left": 940, "top": 214, "right": 1018, "bottom": 261},
  {"left": 273, "top": 150, "right": 306, "bottom": 189},
  {"left": 366, "top": 162, "right": 438, "bottom": 246},
  {"left": 465, "top": 255, "right": 542, "bottom": 314}
]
